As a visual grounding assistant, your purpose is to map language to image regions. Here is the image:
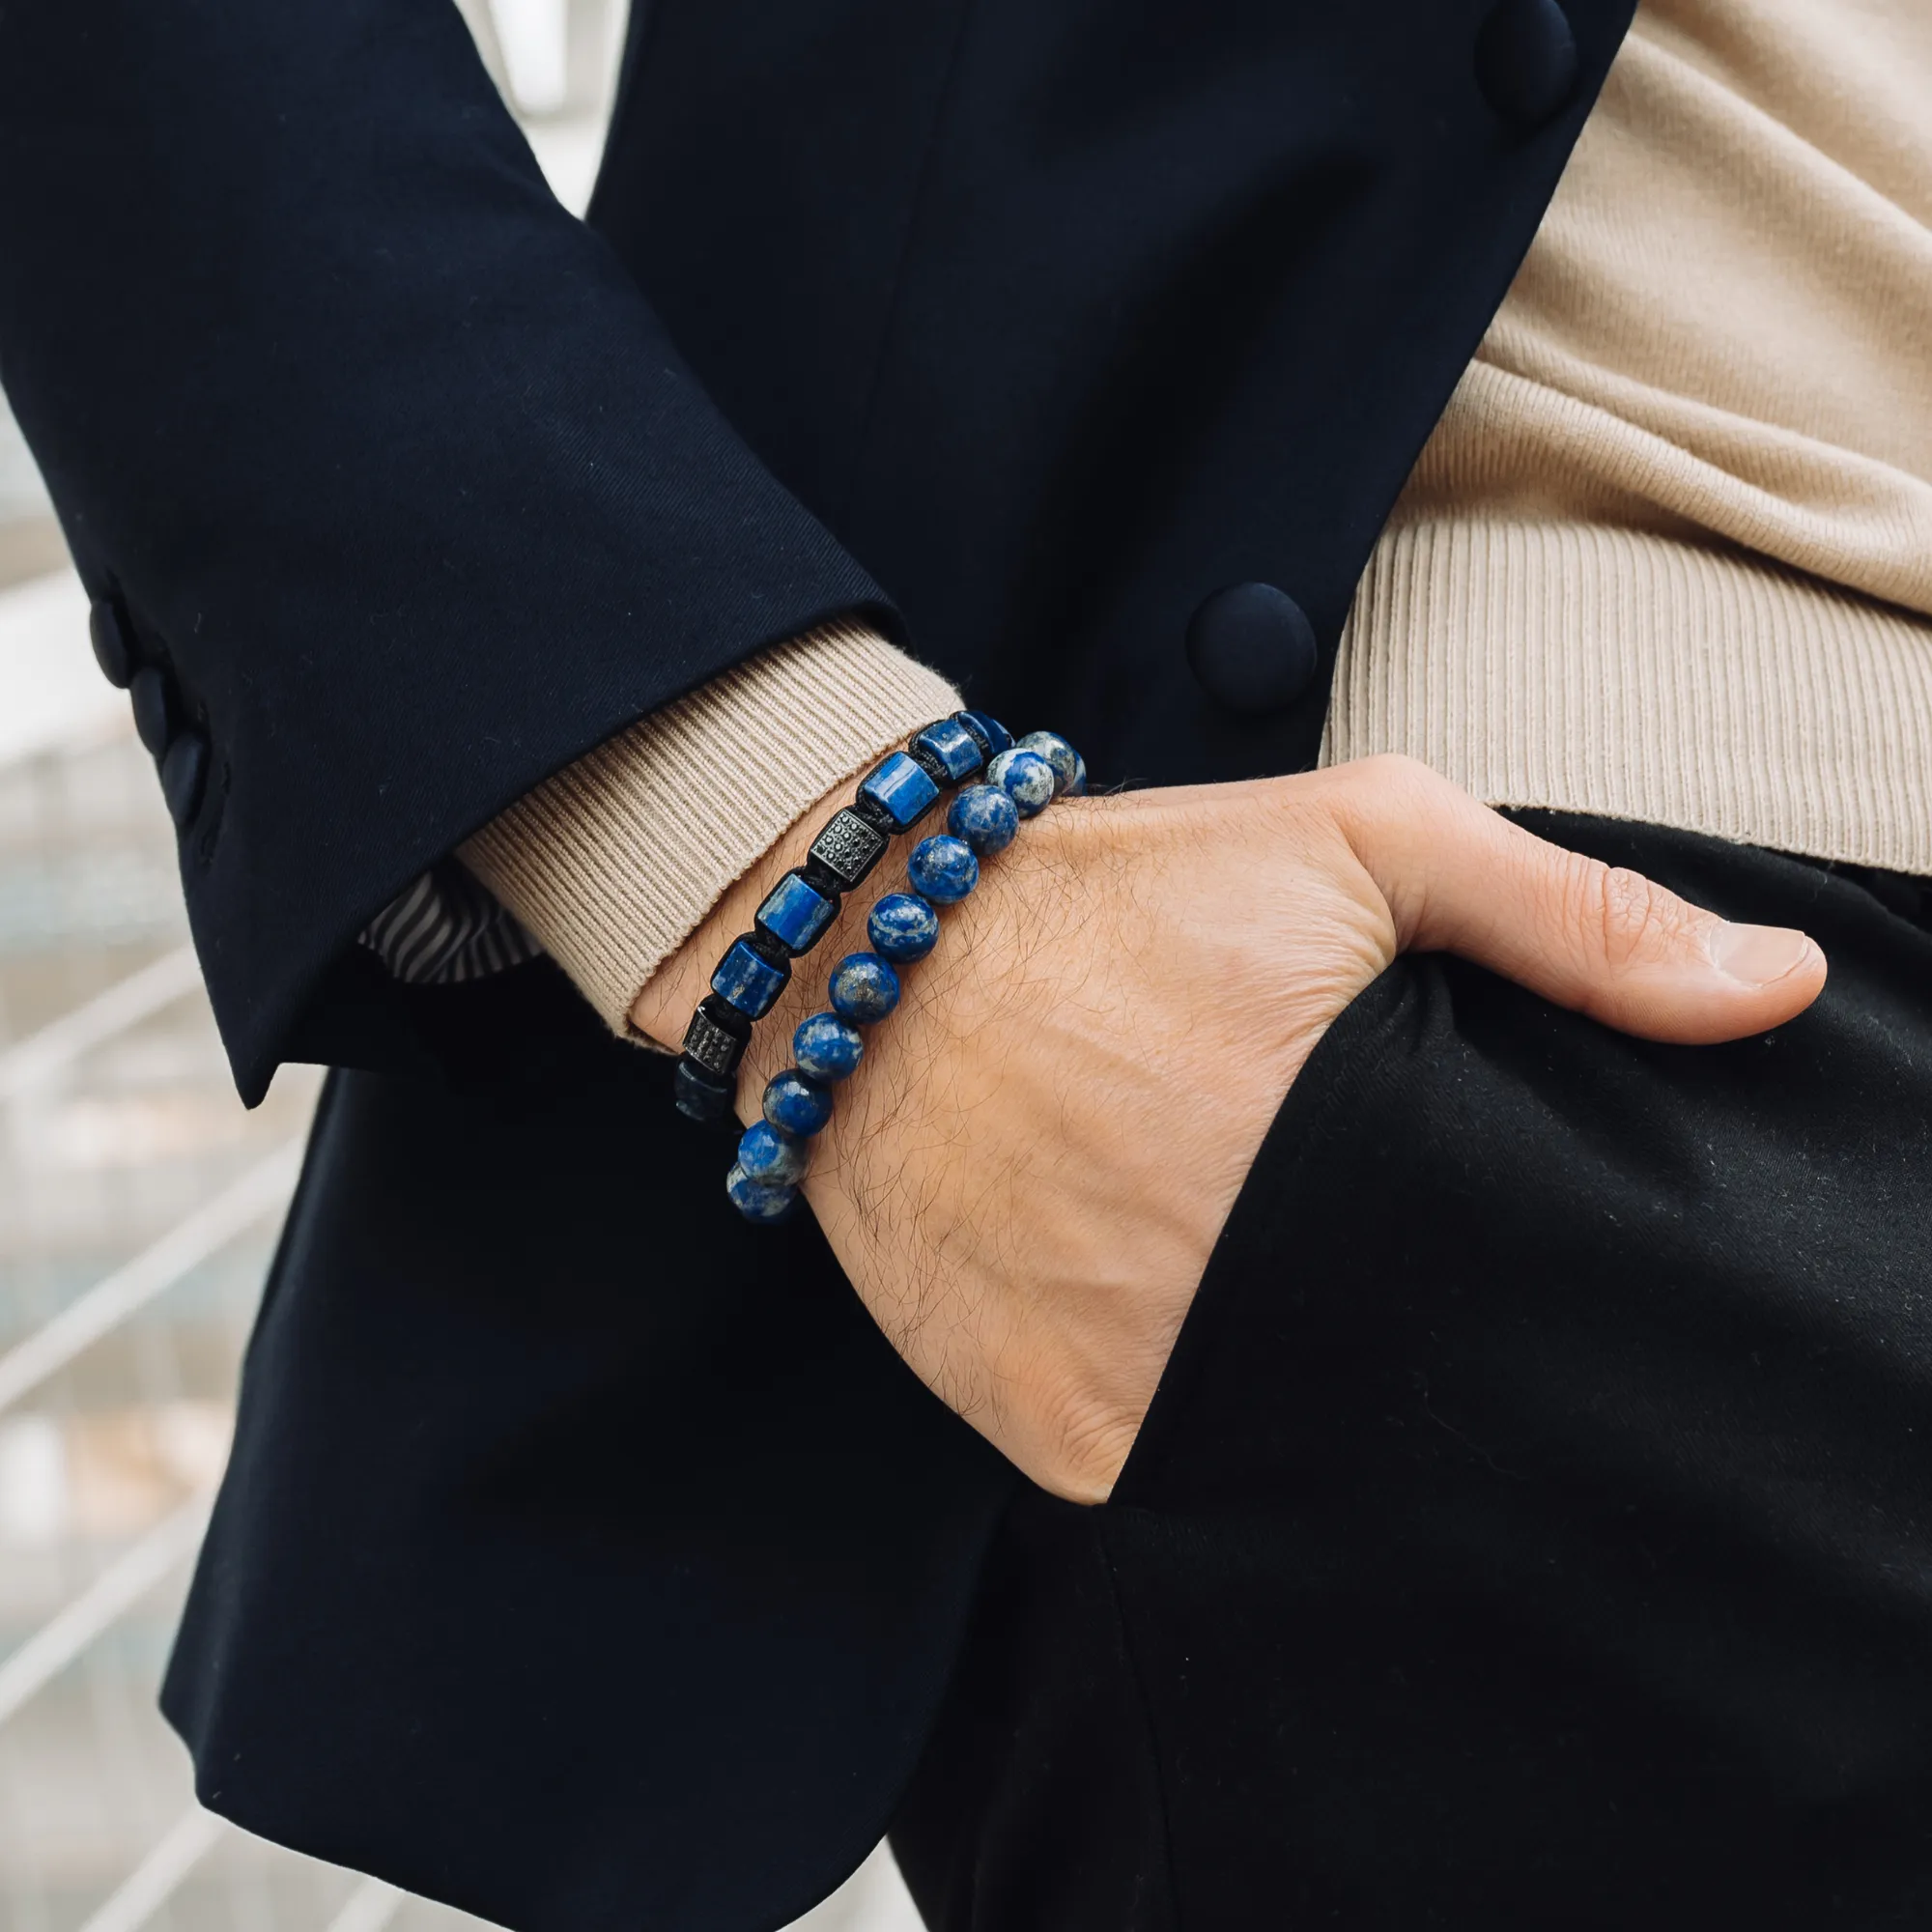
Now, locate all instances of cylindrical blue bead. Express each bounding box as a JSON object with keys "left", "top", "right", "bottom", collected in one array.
[
  {"left": 710, "top": 937, "right": 789, "bottom": 1018},
  {"left": 947, "top": 783, "right": 1019, "bottom": 857},
  {"left": 763, "top": 1068, "right": 835, "bottom": 1137},
  {"left": 957, "top": 710, "right": 1014, "bottom": 757},
  {"left": 794, "top": 1011, "right": 865, "bottom": 1083},
  {"left": 911, "top": 716, "right": 984, "bottom": 781},
  {"left": 726, "top": 1163, "right": 797, "bottom": 1223},
  {"left": 908, "top": 835, "right": 980, "bottom": 903},
  {"left": 754, "top": 869, "right": 838, "bottom": 952},
  {"left": 987, "top": 747, "right": 1056, "bottom": 816},
  {"left": 1018, "top": 730, "right": 1087, "bottom": 797},
  {"left": 829, "top": 952, "right": 900, "bottom": 1023},
  {"left": 868, "top": 893, "right": 940, "bottom": 962},
  {"left": 857, "top": 751, "right": 941, "bottom": 831},
  {"left": 738, "top": 1119, "right": 810, "bottom": 1186}
]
